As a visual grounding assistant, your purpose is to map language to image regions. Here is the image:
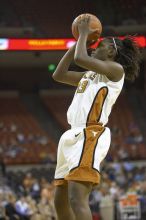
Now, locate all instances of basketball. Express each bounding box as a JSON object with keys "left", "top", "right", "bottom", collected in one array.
[{"left": 72, "top": 13, "right": 102, "bottom": 41}]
